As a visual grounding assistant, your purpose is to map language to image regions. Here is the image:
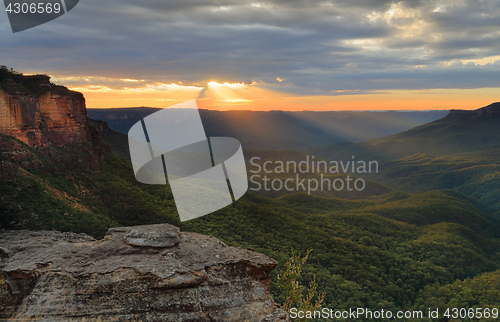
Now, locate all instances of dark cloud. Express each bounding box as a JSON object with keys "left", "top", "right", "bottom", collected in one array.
[{"left": 1, "top": 0, "right": 499, "bottom": 94}]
